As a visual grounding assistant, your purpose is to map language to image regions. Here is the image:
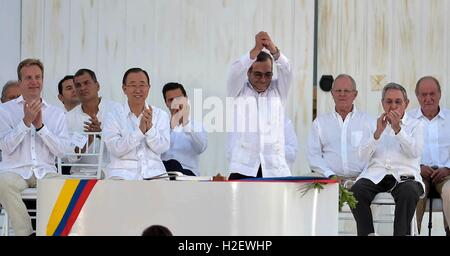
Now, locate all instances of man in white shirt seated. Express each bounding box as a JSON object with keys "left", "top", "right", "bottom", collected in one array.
[
  {"left": 307, "top": 74, "right": 375, "bottom": 183},
  {"left": 0, "top": 59, "right": 68, "bottom": 236},
  {"left": 57, "top": 75, "right": 79, "bottom": 112},
  {"left": 103, "top": 68, "right": 170, "bottom": 180},
  {"left": 57, "top": 75, "right": 80, "bottom": 175},
  {"left": 350, "top": 83, "right": 424, "bottom": 236},
  {"left": 1, "top": 80, "right": 21, "bottom": 103},
  {"left": 160, "top": 82, "right": 207, "bottom": 176},
  {"left": 65, "top": 69, "right": 119, "bottom": 177},
  {"left": 1, "top": 80, "right": 22, "bottom": 162},
  {"left": 227, "top": 31, "right": 292, "bottom": 180},
  {"left": 408, "top": 76, "right": 450, "bottom": 236}
]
